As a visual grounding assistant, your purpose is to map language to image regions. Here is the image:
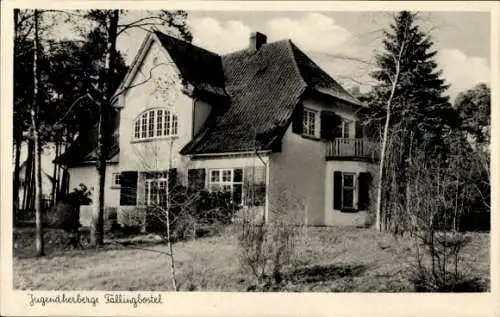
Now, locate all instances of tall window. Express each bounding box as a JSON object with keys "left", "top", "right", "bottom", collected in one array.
[
  {"left": 134, "top": 108, "right": 178, "bottom": 140},
  {"left": 145, "top": 178, "right": 168, "bottom": 206},
  {"left": 342, "top": 173, "right": 356, "bottom": 209},
  {"left": 341, "top": 120, "right": 351, "bottom": 138},
  {"left": 207, "top": 168, "right": 243, "bottom": 205},
  {"left": 303, "top": 109, "right": 318, "bottom": 137}
]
